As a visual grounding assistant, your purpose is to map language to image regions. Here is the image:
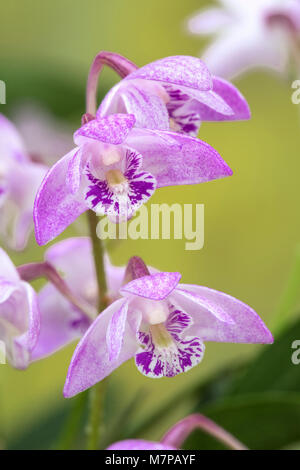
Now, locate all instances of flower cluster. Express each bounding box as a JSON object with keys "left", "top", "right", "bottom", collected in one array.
[{"left": 0, "top": 51, "right": 273, "bottom": 450}]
